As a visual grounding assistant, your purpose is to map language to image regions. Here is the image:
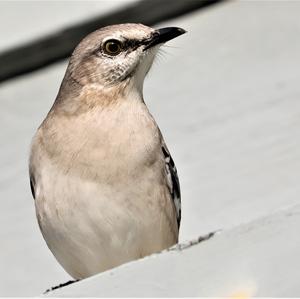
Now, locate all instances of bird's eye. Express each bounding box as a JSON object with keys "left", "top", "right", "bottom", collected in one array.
[{"left": 103, "top": 39, "right": 122, "bottom": 56}]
